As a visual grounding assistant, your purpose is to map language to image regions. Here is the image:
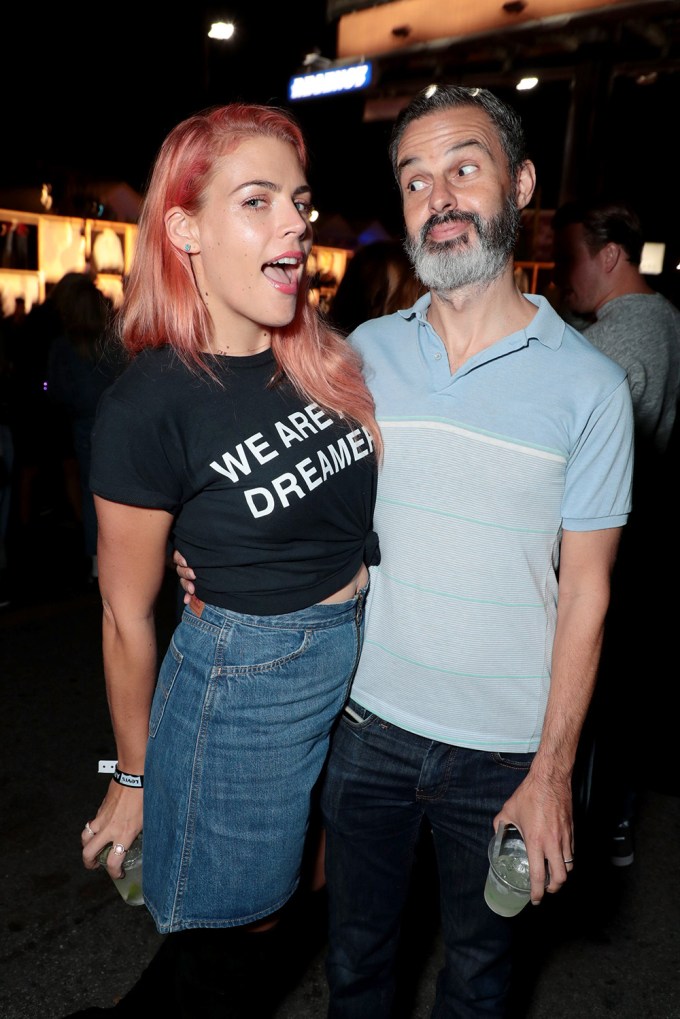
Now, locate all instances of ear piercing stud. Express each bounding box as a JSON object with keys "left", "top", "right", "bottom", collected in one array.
[{"left": 184, "top": 243, "right": 192, "bottom": 252}]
